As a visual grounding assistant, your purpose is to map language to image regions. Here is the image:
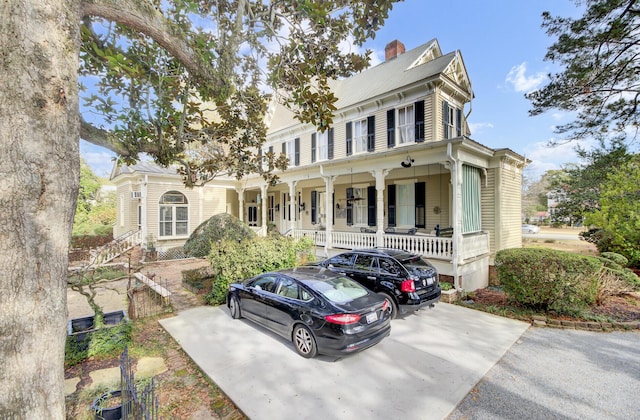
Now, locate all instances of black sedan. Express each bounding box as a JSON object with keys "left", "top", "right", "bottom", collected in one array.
[{"left": 226, "top": 266, "right": 391, "bottom": 358}]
